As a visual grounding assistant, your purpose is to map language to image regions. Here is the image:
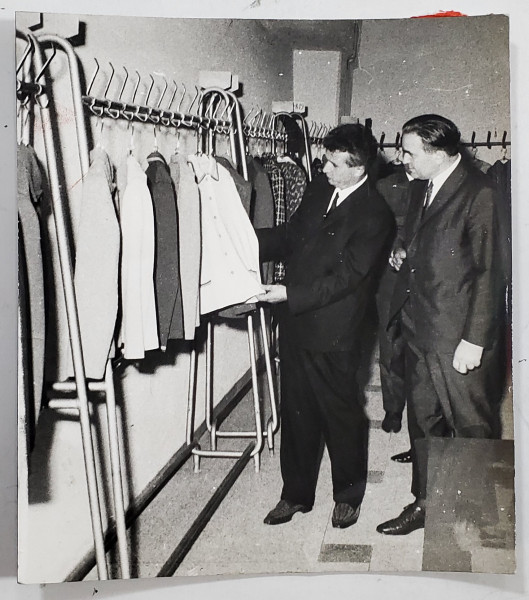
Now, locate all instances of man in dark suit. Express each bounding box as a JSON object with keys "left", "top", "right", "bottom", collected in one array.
[
  {"left": 256, "top": 124, "right": 394, "bottom": 529},
  {"left": 377, "top": 114, "right": 504, "bottom": 536}
]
